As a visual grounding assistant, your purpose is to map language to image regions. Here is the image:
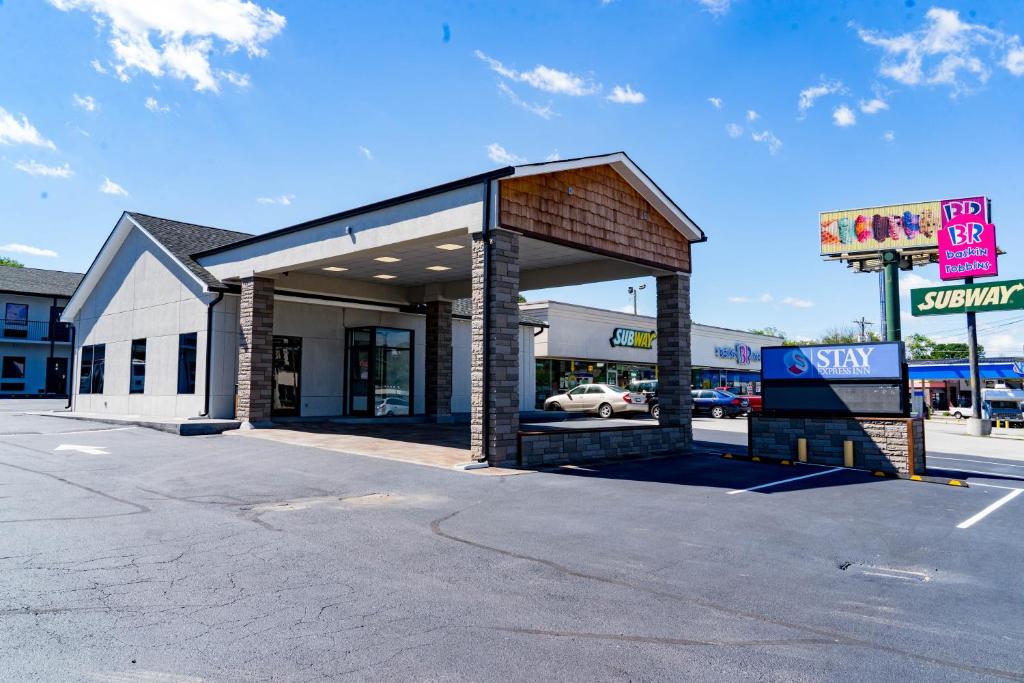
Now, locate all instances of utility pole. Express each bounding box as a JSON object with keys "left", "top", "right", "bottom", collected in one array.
[
  {"left": 852, "top": 317, "right": 873, "bottom": 342},
  {"left": 627, "top": 283, "right": 646, "bottom": 316},
  {"left": 881, "top": 250, "right": 902, "bottom": 341}
]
